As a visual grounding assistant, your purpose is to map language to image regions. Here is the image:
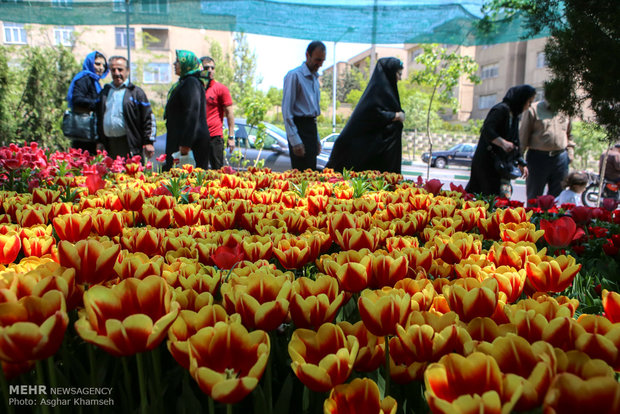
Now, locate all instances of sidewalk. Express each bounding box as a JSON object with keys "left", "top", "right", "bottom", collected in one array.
[{"left": 400, "top": 160, "right": 527, "bottom": 186}]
